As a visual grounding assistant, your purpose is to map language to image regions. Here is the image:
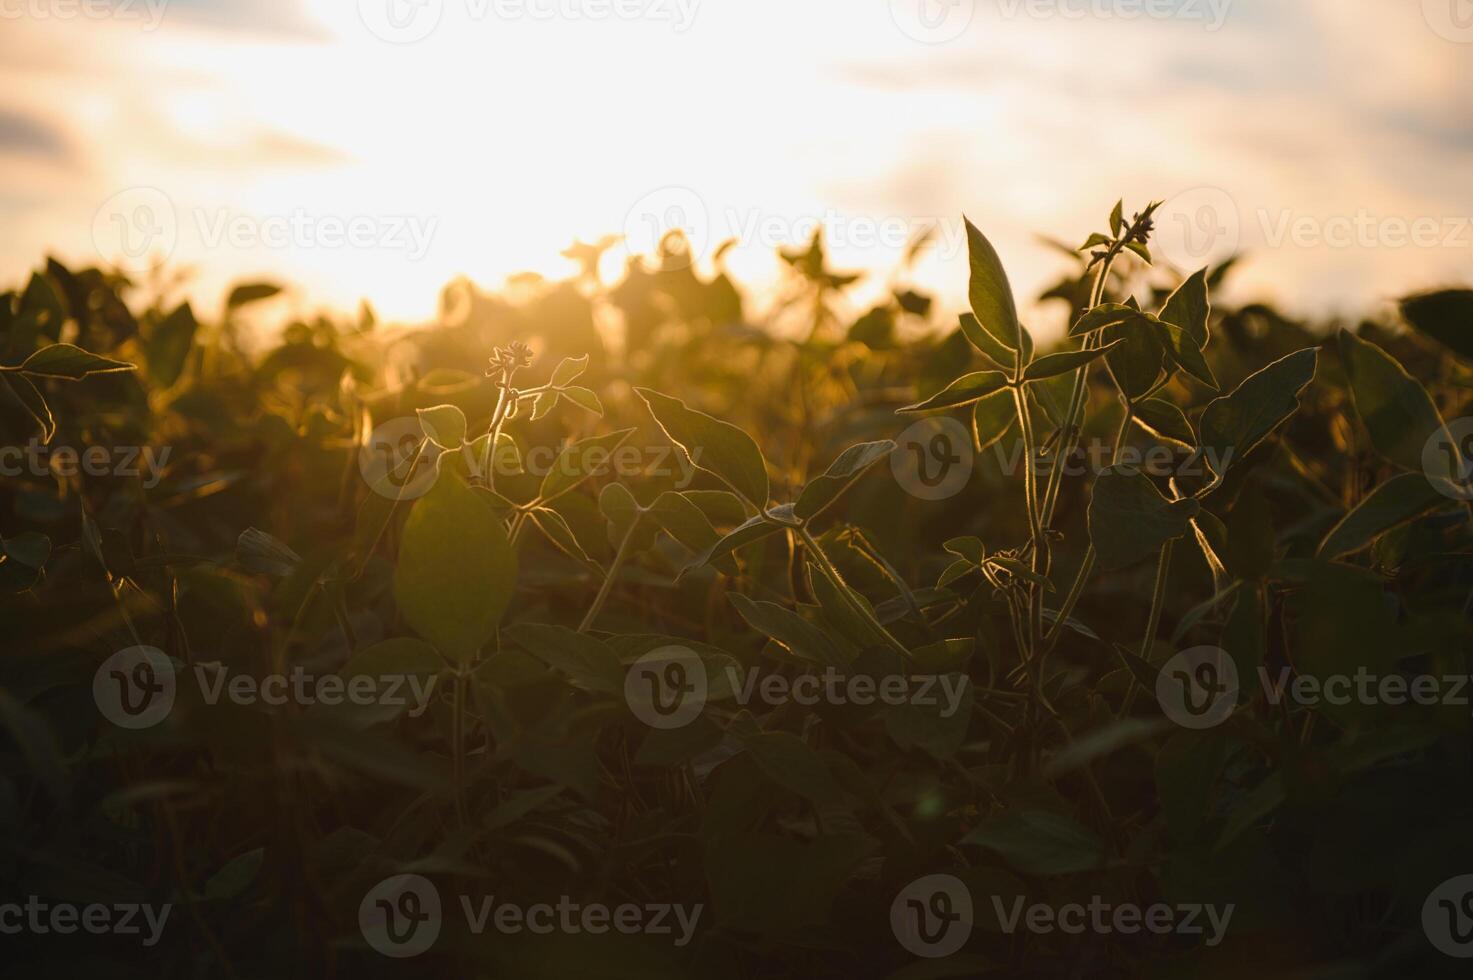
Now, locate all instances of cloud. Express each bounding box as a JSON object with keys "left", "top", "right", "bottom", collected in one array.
[
  {"left": 156, "top": 0, "right": 330, "bottom": 40},
  {"left": 0, "top": 109, "right": 71, "bottom": 163}
]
